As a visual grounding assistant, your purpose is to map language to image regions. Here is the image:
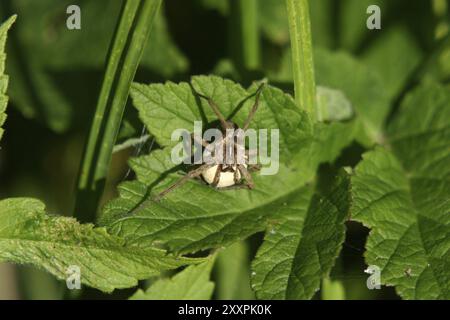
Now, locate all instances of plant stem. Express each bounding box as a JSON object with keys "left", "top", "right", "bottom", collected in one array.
[
  {"left": 229, "top": 0, "right": 260, "bottom": 72},
  {"left": 74, "top": 0, "right": 162, "bottom": 223},
  {"left": 285, "top": 0, "right": 317, "bottom": 121}
]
